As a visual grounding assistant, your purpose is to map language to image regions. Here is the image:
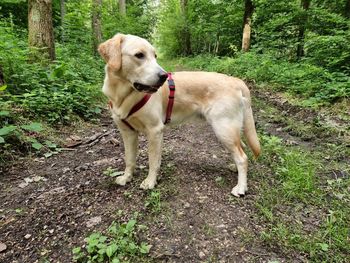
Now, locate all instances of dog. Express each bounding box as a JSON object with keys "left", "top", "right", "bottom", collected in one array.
[{"left": 98, "top": 33, "right": 260, "bottom": 197}]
